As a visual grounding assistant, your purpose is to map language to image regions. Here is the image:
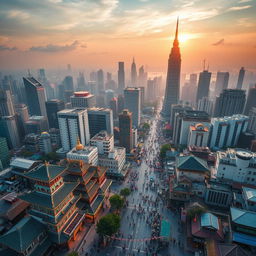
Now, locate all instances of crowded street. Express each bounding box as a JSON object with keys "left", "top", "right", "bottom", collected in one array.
[{"left": 77, "top": 105, "right": 194, "bottom": 256}]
